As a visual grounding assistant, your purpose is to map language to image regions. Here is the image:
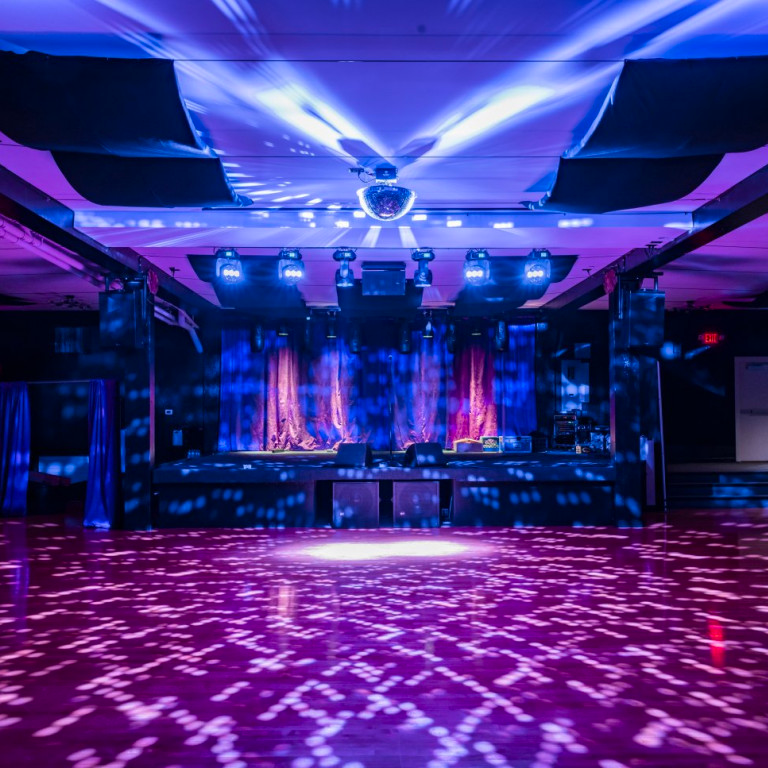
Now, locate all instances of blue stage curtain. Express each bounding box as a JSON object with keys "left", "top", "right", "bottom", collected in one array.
[
  {"left": 84, "top": 380, "right": 119, "bottom": 529},
  {"left": 0, "top": 382, "right": 31, "bottom": 516},
  {"left": 497, "top": 324, "right": 537, "bottom": 437},
  {"left": 219, "top": 329, "right": 262, "bottom": 451},
  {"left": 394, "top": 324, "right": 452, "bottom": 448}
]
